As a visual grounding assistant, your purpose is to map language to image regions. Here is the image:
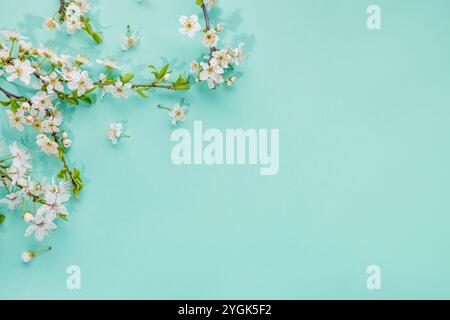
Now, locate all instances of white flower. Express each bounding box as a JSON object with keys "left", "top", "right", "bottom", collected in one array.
[
  {"left": 75, "top": 53, "right": 90, "bottom": 66},
  {"left": 21, "top": 251, "right": 33, "bottom": 263},
  {"left": 105, "top": 80, "right": 132, "bottom": 98},
  {"left": 121, "top": 27, "right": 140, "bottom": 51},
  {"left": 31, "top": 91, "right": 53, "bottom": 113},
  {"left": 36, "top": 190, "right": 69, "bottom": 220},
  {"left": 0, "top": 29, "right": 26, "bottom": 42},
  {"left": 169, "top": 103, "right": 188, "bottom": 125},
  {"left": 215, "top": 23, "right": 224, "bottom": 32},
  {"left": 199, "top": 58, "right": 224, "bottom": 89},
  {"left": 191, "top": 61, "right": 200, "bottom": 73},
  {"left": 67, "top": 70, "right": 94, "bottom": 96},
  {"left": 23, "top": 211, "right": 34, "bottom": 223},
  {"left": 204, "top": 0, "right": 218, "bottom": 10},
  {"left": 179, "top": 15, "right": 202, "bottom": 38},
  {"left": 36, "top": 134, "right": 59, "bottom": 156},
  {"left": 212, "top": 49, "right": 231, "bottom": 68},
  {"left": 0, "top": 47, "right": 9, "bottom": 60},
  {"left": 202, "top": 29, "right": 219, "bottom": 48},
  {"left": 96, "top": 58, "right": 121, "bottom": 70},
  {"left": 18, "top": 40, "right": 33, "bottom": 54},
  {"left": 65, "top": 17, "right": 83, "bottom": 34},
  {"left": 44, "top": 17, "right": 59, "bottom": 30},
  {"left": 45, "top": 181, "right": 71, "bottom": 203},
  {"left": 41, "top": 112, "right": 63, "bottom": 134},
  {"left": 75, "top": 0, "right": 91, "bottom": 14},
  {"left": 107, "top": 122, "right": 123, "bottom": 145},
  {"left": 63, "top": 139, "right": 72, "bottom": 148},
  {"left": 66, "top": 2, "right": 83, "bottom": 18},
  {"left": 5, "top": 59, "right": 35, "bottom": 85},
  {"left": 5, "top": 109, "right": 25, "bottom": 132},
  {"left": 122, "top": 34, "right": 139, "bottom": 51},
  {"left": 25, "top": 214, "right": 57, "bottom": 242},
  {"left": 9, "top": 142, "right": 31, "bottom": 171},
  {"left": 232, "top": 42, "right": 246, "bottom": 66},
  {"left": 0, "top": 192, "right": 22, "bottom": 210},
  {"left": 42, "top": 72, "right": 64, "bottom": 93}
]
